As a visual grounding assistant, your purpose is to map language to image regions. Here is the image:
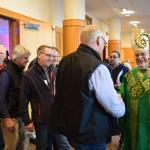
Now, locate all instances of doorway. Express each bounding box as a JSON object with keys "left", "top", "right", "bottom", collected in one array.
[{"left": 0, "top": 15, "right": 19, "bottom": 55}]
